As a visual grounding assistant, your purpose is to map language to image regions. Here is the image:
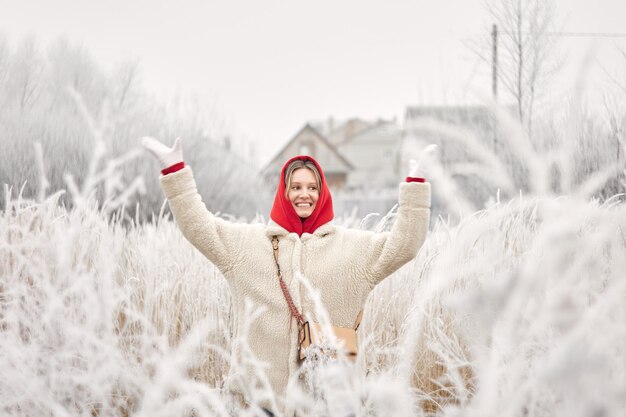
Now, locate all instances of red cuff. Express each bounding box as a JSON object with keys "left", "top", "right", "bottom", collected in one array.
[
  {"left": 405, "top": 177, "right": 426, "bottom": 183},
  {"left": 161, "top": 162, "right": 185, "bottom": 176}
]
